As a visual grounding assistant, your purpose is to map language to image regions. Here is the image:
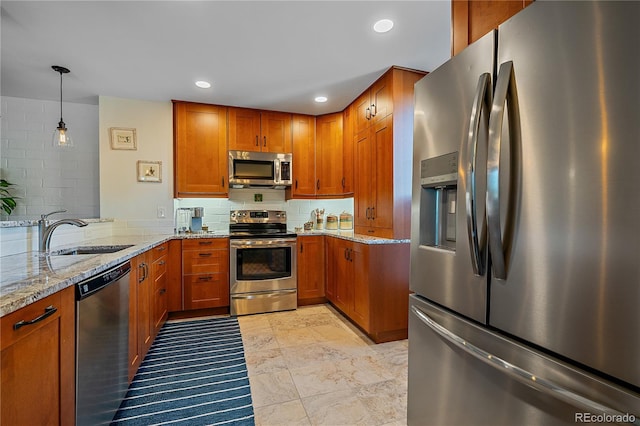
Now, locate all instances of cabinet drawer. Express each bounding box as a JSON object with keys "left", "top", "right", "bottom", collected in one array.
[
  {"left": 183, "top": 250, "right": 228, "bottom": 275},
  {"left": 152, "top": 254, "right": 167, "bottom": 278},
  {"left": 183, "top": 273, "right": 229, "bottom": 309},
  {"left": 1, "top": 291, "right": 63, "bottom": 350},
  {"left": 151, "top": 242, "right": 168, "bottom": 261},
  {"left": 182, "top": 239, "right": 228, "bottom": 250}
]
